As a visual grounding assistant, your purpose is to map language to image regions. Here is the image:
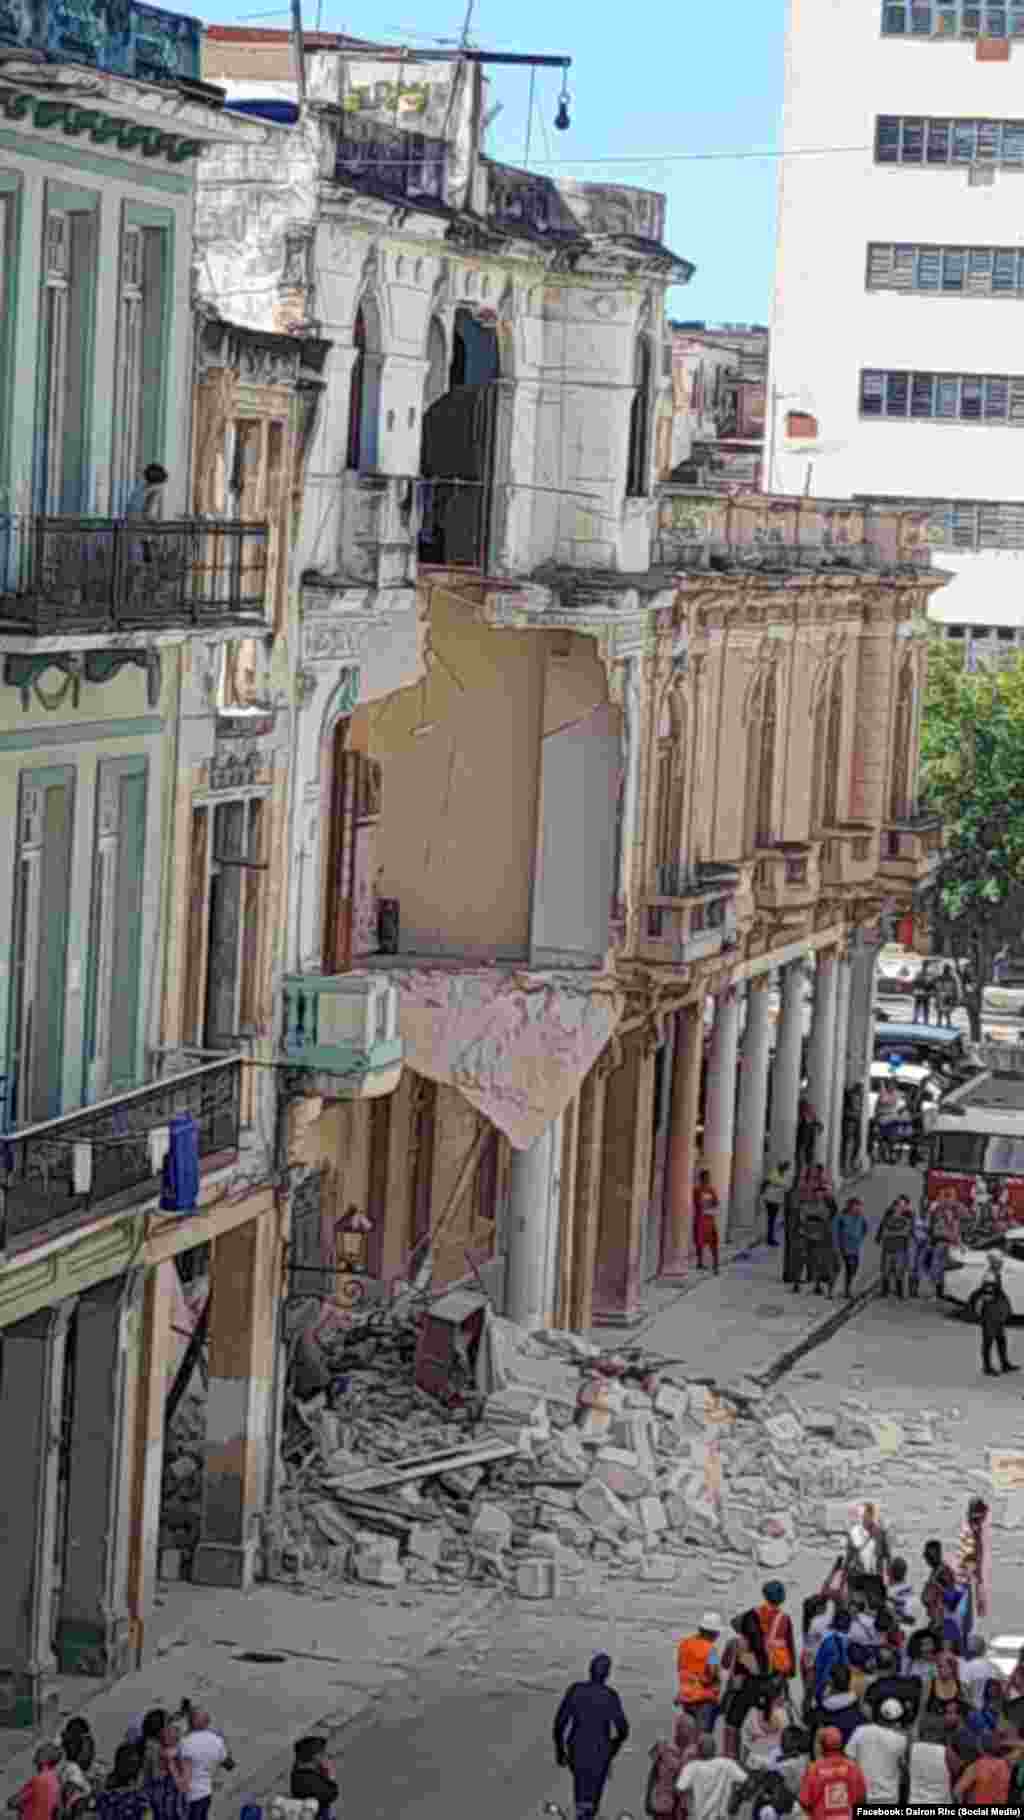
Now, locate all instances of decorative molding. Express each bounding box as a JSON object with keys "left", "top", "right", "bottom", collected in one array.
[
  {"left": 203, "top": 740, "right": 271, "bottom": 793},
  {"left": 0, "top": 91, "right": 202, "bottom": 163},
  {"left": 295, "top": 668, "right": 319, "bottom": 709},
  {"left": 303, "top": 618, "right": 373, "bottom": 663},
  {"left": 0, "top": 715, "right": 163, "bottom": 752},
  {"left": 3, "top": 647, "right": 161, "bottom": 712}
]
